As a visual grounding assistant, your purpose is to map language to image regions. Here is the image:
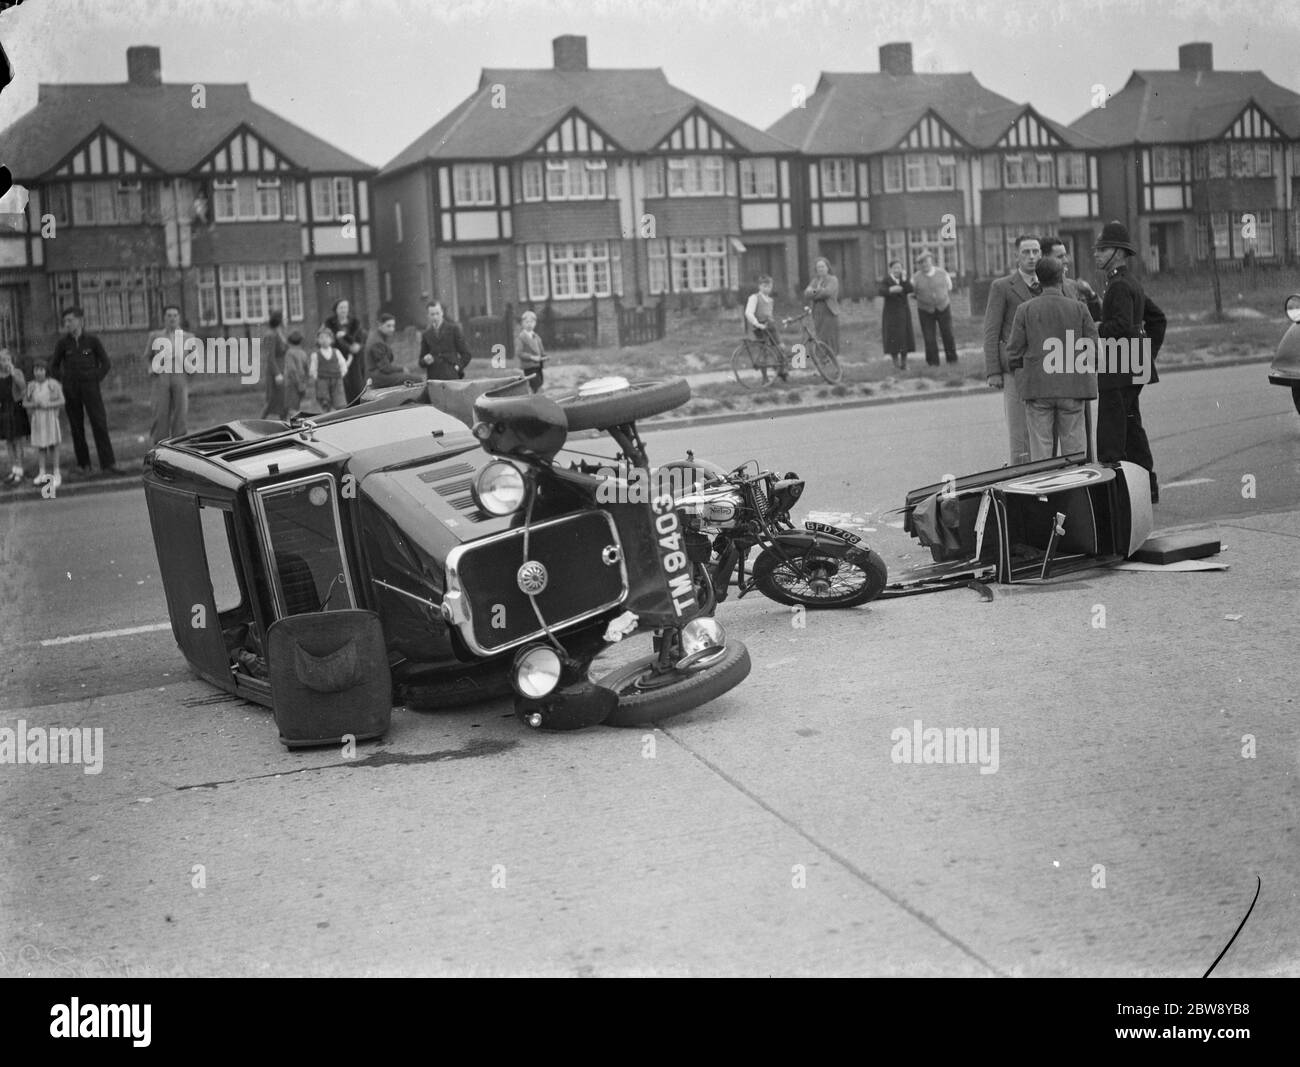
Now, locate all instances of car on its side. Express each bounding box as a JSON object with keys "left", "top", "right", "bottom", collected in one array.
[{"left": 142, "top": 376, "right": 750, "bottom": 731}]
